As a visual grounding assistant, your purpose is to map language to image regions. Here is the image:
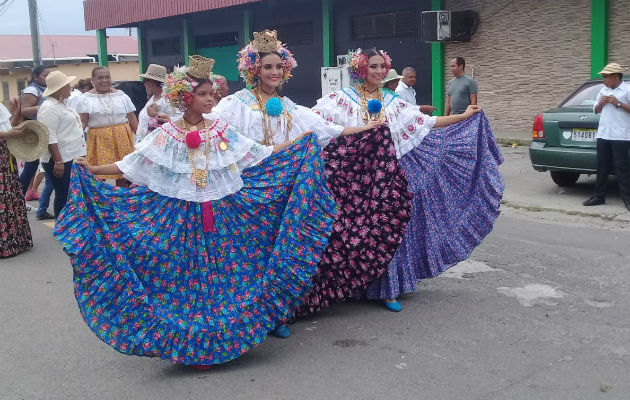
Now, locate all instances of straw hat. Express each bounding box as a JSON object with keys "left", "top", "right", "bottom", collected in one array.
[
  {"left": 598, "top": 63, "right": 627, "bottom": 75},
  {"left": 382, "top": 69, "right": 403, "bottom": 84},
  {"left": 6, "top": 120, "right": 49, "bottom": 162},
  {"left": 139, "top": 64, "right": 168, "bottom": 82},
  {"left": 43, "top": 70, "right": 76, "bottom": 97}
]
